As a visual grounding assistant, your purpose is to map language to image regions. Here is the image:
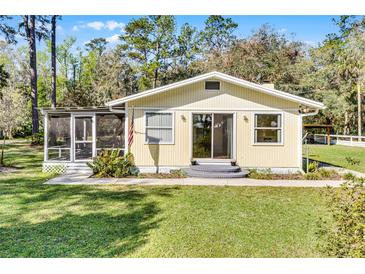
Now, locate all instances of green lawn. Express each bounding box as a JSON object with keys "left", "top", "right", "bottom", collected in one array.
[
  {"left": 0, "top": 141, "right": 330, "bottom": 257},
  {"left": 305, "top": 144, "right": 365, "bottom": 174}
]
